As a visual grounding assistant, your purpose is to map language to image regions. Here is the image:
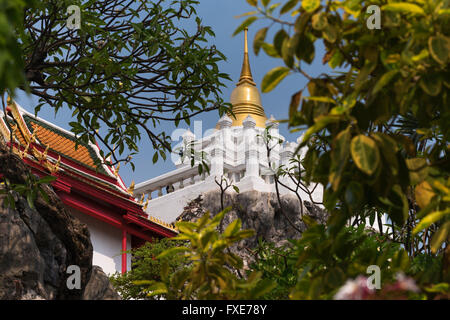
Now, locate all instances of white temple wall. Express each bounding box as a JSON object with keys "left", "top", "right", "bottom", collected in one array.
[
  {"left": 68, "top": 207, "right": 131, "bottom": 275},
  {"left": 145, "top": 179, "right": 219, "bottom": 223}
]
